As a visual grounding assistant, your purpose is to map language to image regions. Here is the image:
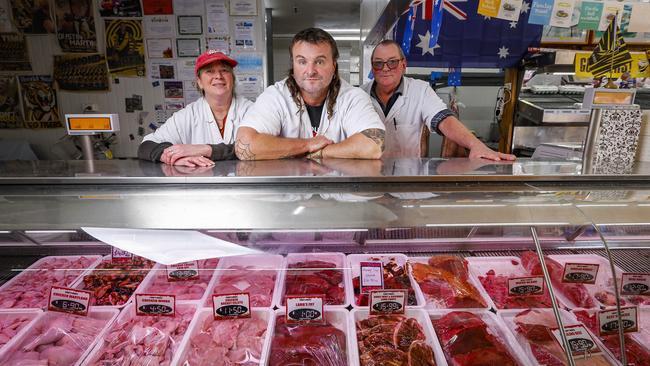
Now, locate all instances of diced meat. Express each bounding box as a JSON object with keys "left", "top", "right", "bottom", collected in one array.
[
  {"left": 282, "top": 260, "right": 345, "bottom": 305},
  {"left": 352, "top": 257, "right": 417, "bottom": 306}
]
